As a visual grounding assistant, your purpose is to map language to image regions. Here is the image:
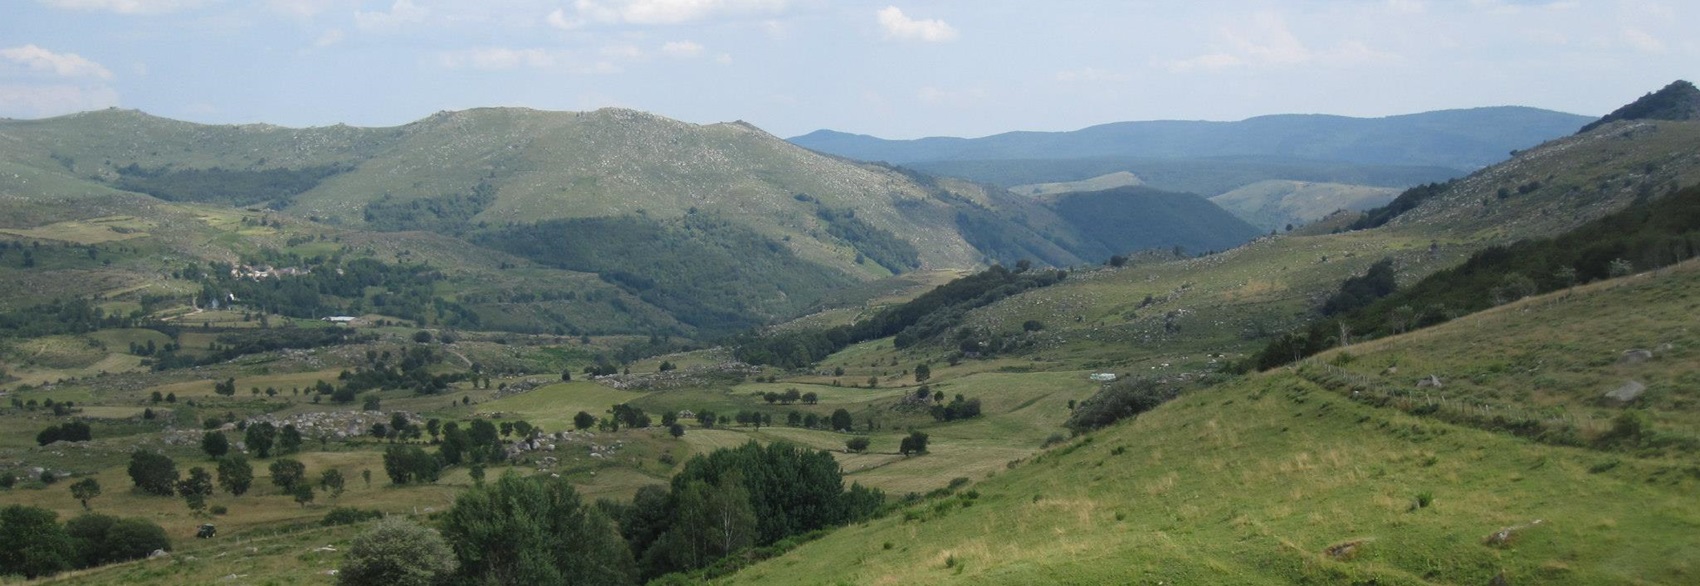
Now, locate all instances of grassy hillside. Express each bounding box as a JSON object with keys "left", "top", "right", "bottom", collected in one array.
[
  {"left": 719, "top": 262, "right": 1700, "bottom": 585},
  {"left": 1008, "top": 171, "right": 1142, "bottom": 197},
  {"left": 1210, "top": 180, "right": 1399, "bottom": 232}
]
